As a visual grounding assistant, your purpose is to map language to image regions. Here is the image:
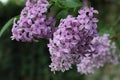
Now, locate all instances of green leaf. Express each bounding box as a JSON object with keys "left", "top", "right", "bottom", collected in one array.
[
  {"left": 116, "top": 37, "right": 120, "bottom": 49},
  {"left": 56, "top": 10, "right": 69, "bottom": 20},
  {"left": 99, "top": 28, "right": 115, "bottom": 37},
  {"left": 58, "top": 0, "right": 83, "bottom": 8},
  {"left": 98, "top": 21, "right": 116, "bottom": 37},
  {"left": 47, "top": 4, "right": 61, "bottom": 18},
  {"left": 0, "top": 15, "right": 19, "bottom": 37},
  {"left": 55, "top": 10, "right": 69, "bottom": 26}
]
